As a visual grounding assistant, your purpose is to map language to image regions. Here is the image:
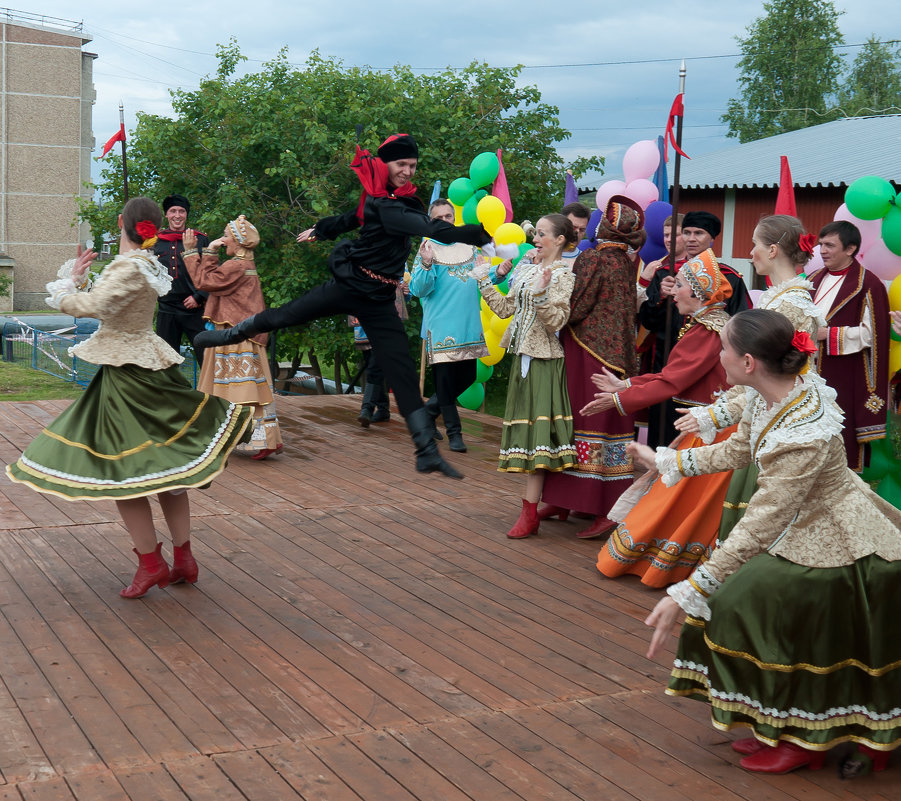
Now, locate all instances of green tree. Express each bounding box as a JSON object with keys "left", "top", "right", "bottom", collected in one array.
[
  {"left": 837, "top": 36, "right": 901, "bottom": 116},
  {"left": 81, "top": 42, "right": 602, "bottom": 371},
  {"left": 722, "top": 0, "right": 845, "bottom": 142}
]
